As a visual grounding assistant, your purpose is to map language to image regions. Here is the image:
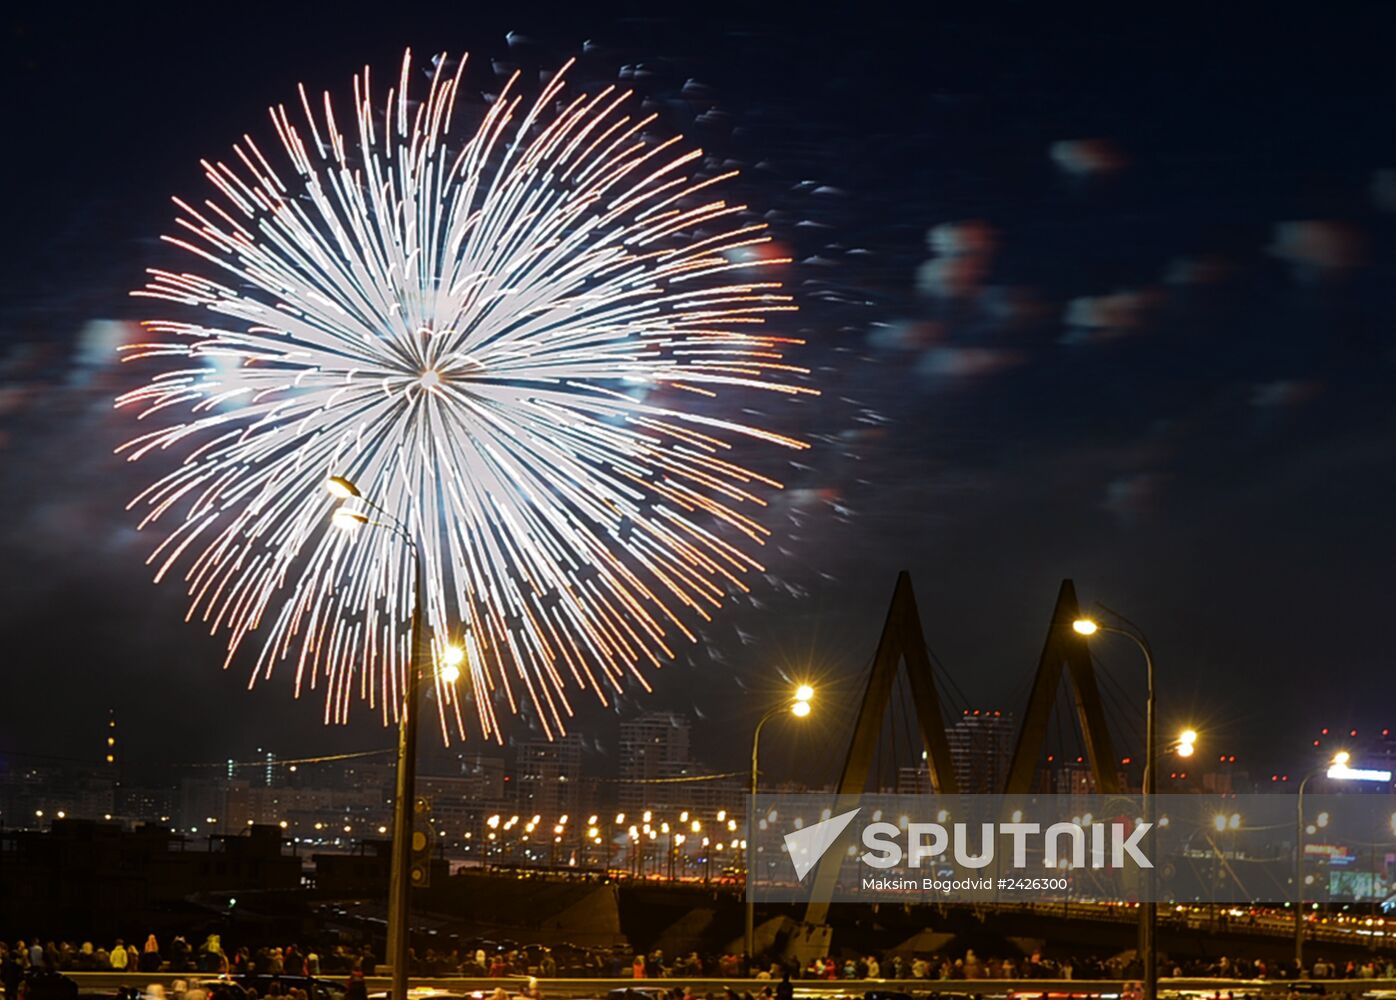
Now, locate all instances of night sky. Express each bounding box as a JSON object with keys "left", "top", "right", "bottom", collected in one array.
[{"left": 4, "top": 5, "right": 1396, "bottom": 787}]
